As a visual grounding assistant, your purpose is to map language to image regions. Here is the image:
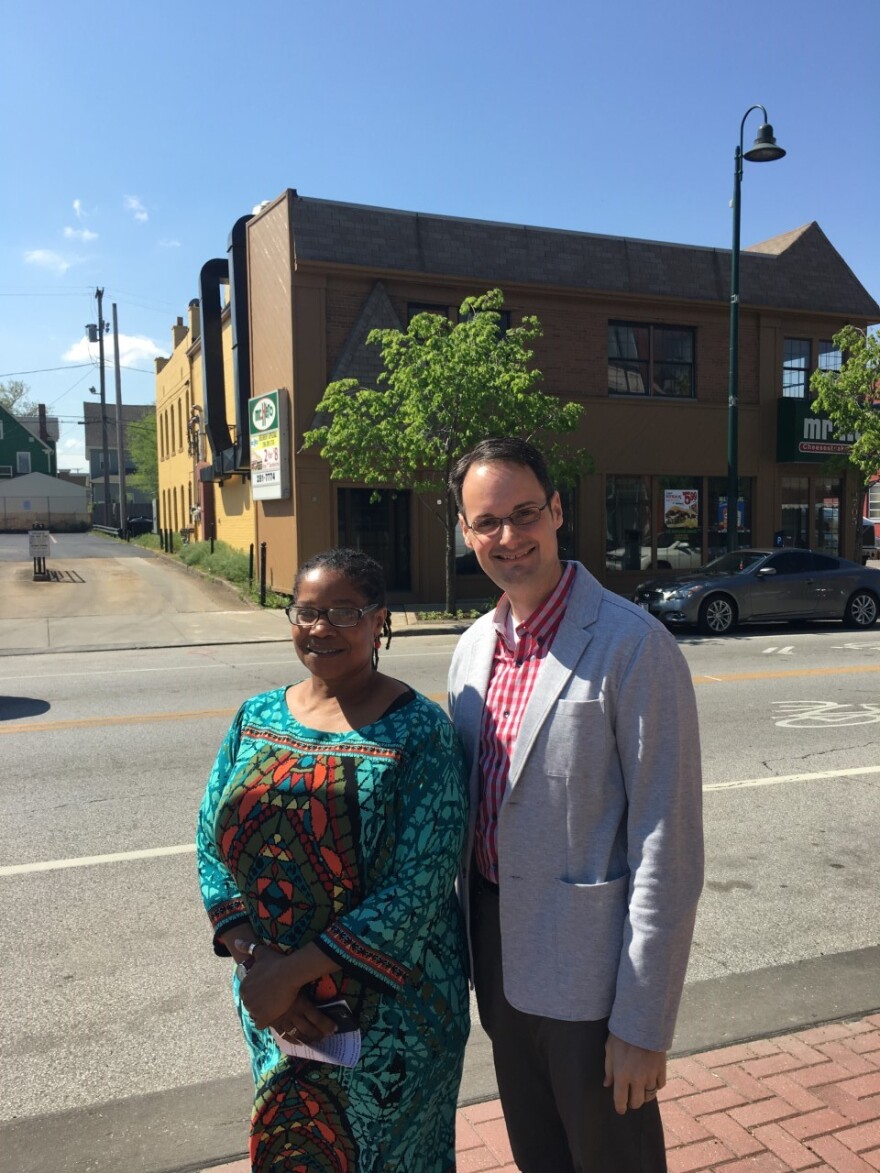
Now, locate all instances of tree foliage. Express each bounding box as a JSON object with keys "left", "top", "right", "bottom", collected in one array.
[
  {"left": 810, "top": 326, "right": 880, "bottom": 556},
  {"left": 810, "top": 326, "right": 880, "bottom": 480},
  {"left": 0, "top": 379, "right": 38, "bottom": 417},
  {"left": 126, "top": 410, "right": 159, "bottom": 499},
  {"left": 303, "top": 289, "right": 590, "bottom": 610}
]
